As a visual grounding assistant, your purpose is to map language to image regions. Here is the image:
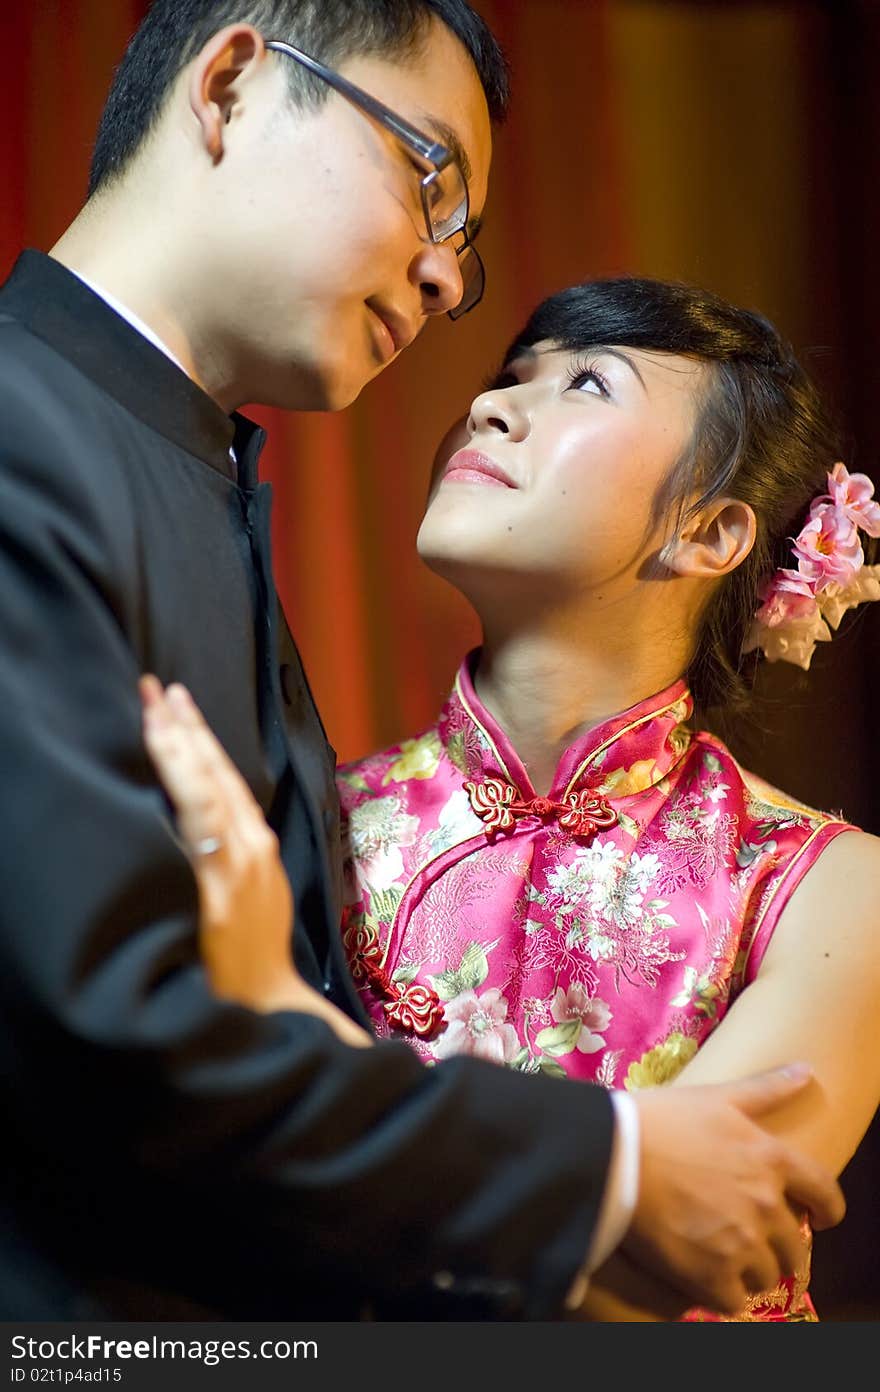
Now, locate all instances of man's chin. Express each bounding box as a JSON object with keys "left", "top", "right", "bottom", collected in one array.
[
  {"left": 247, "top": 367, "right": 365, "bottom": 415},
  {"left": 241, "top": 345, "right": 389, "bottom": 412},
  {"left": 299, "top": 359, "right": 377, "bottom": 413}
]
